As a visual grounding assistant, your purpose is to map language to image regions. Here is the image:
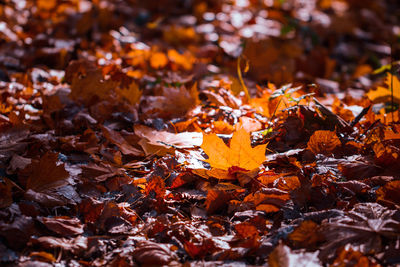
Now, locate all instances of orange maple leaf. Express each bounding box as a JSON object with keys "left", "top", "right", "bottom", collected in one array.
[
  {"left": 201, "top": 128, "right": 266, "bottom": 171},
  {"left": 307, "top": 130, "right": 341, "bottom": 155},
  {"left": 366, "top": 73, "right": 400, "bottom": 104}
]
